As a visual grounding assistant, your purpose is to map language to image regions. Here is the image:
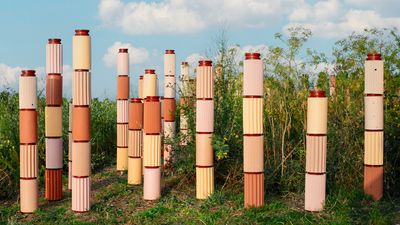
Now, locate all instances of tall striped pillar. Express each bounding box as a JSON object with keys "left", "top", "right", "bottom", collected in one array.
[
  {"left": 45, "top": 38, "right": 63, "bottom": 201},
  {"left": 71, "top": 29, "right": 91, "bottom": 212},
  {"left": 163, "top": 50, "right": 176, "bottom": 165},
  {"left": 243, "top": 53, "right": 264, "bottom": 208},
  {"left": 128, "top": 98, "right": 143, "bottom": 184},
  {"left": 139, "top": 75, "right": 144, "bottom": 175},
  {"left": 116, "top": 48, "right": 129, "bottom": 172},
  {"left": 364, "top": 53, "right": 384, "bottom": 201},
  {"left": 305, "top": 90, "right": 328, "bottom": 211},
  {"left": 19, "top": 70, "right": 38, "bottom": 213},
  {"left": 68, "top": 99, "right": 72, "bottom": 190},
  {"left": 196, "top": 60, "right": 214, "bottom": 199},
  {"left": 180, "top": 62, "right": 189, "bottom": 146},
  {"left": 143, "top": 69, "right": 162, "bottom": 200}
]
